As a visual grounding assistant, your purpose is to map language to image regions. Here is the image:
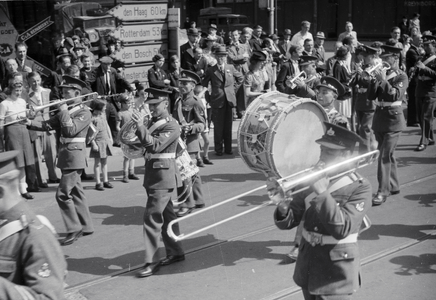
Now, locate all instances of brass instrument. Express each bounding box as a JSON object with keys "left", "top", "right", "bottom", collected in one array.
[
  {"left": 167, "top": 150, "right": 379, "bottom": 242},
  {"left": 0, "top": 92, "right": 98, "bottom": 127},
  {"left": 285, "top": 71, "right": 307, "bottom": 89},
  {"left": 361, "top": 62, "right": 391, "bottom": 80}
]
